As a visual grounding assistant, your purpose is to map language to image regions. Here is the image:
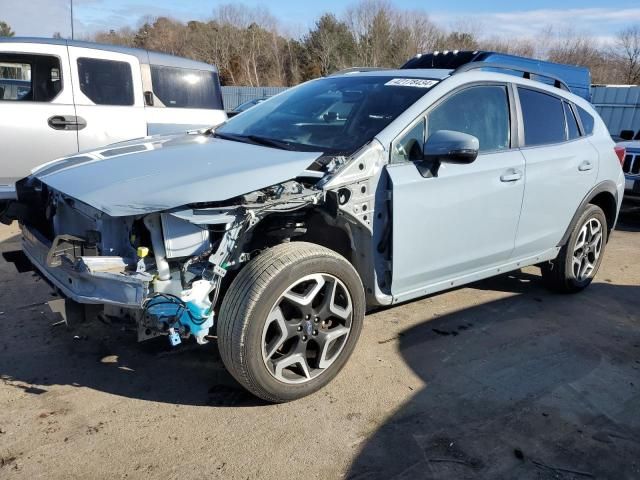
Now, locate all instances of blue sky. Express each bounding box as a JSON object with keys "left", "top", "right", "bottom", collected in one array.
[{"left": 1, "top": 0, "right": 639, "bottom": 43}]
